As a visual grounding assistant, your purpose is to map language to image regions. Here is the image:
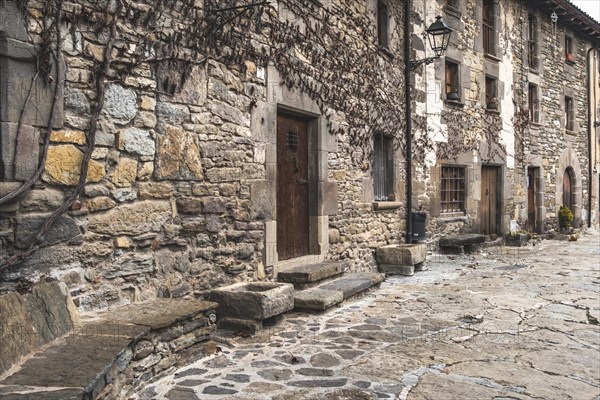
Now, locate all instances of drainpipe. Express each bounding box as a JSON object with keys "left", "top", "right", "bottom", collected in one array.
[
  {"left": 586, "top": 47, "right": 597, "bottom": 228},
  {"left": 404, "top": 0, "right": 413, "bottom": 244}
]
